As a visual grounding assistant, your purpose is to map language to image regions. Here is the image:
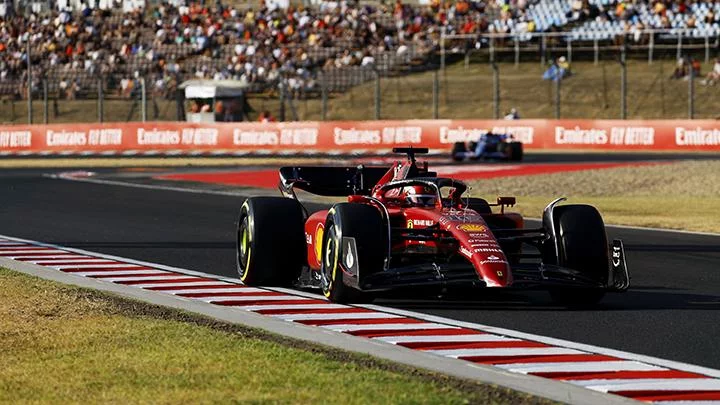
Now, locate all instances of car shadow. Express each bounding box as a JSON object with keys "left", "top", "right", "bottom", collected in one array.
[{"left": 375, "top": 286, "right": 720, "bottom": 311}]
